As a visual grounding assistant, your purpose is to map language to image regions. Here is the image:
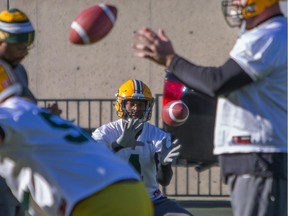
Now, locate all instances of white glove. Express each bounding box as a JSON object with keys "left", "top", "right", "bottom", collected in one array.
[
  {"left": 160, "top": 138, "right": 181, "bottom": 165},
  {"left": 116, "top": 118, "right": 144, "bottom": 148}
]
